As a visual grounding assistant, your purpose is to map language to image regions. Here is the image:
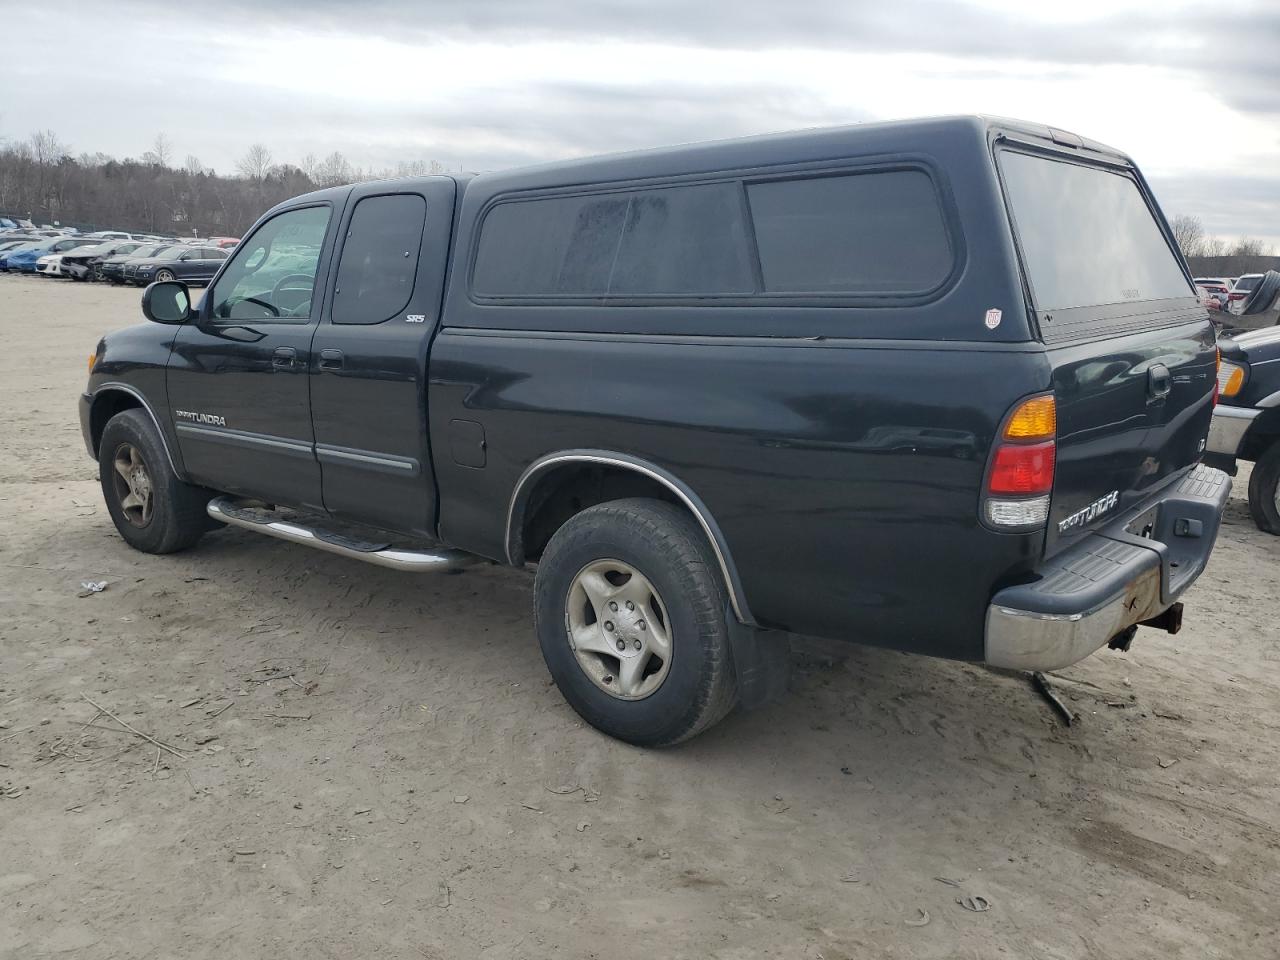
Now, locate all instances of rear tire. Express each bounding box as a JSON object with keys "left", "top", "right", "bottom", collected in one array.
[
  {"left": 1247, "top": 441, "right": 1280, "bottom": 535},
  {"left": 534, "top": 498, "right": 738, "bottom": 746},
  {"left": 99, "top": 409, "right": 212, "bottom": 554}
]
